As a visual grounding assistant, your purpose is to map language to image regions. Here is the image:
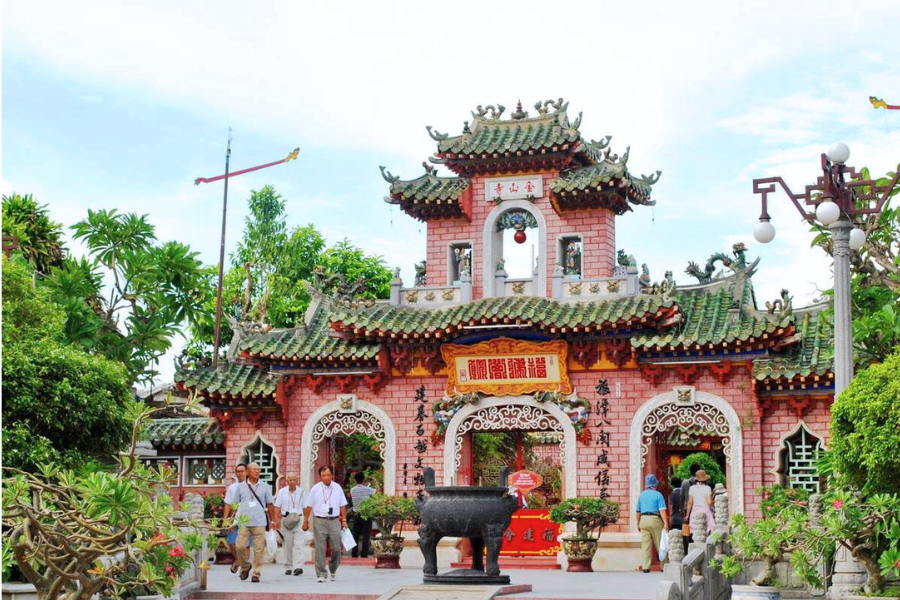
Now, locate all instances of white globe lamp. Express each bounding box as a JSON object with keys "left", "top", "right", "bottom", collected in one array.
[
  {"left": 816, "top": 199, "right": 841, "bottom": 226},
  {"left": 849, "top": 227, "right": 866, "bottom": 251},
  {"left": 827, "top": 142, "right": 850, "bottom": 165},
  {"left": 753, "top": 219, "right": 776, "bottom": 244}
]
